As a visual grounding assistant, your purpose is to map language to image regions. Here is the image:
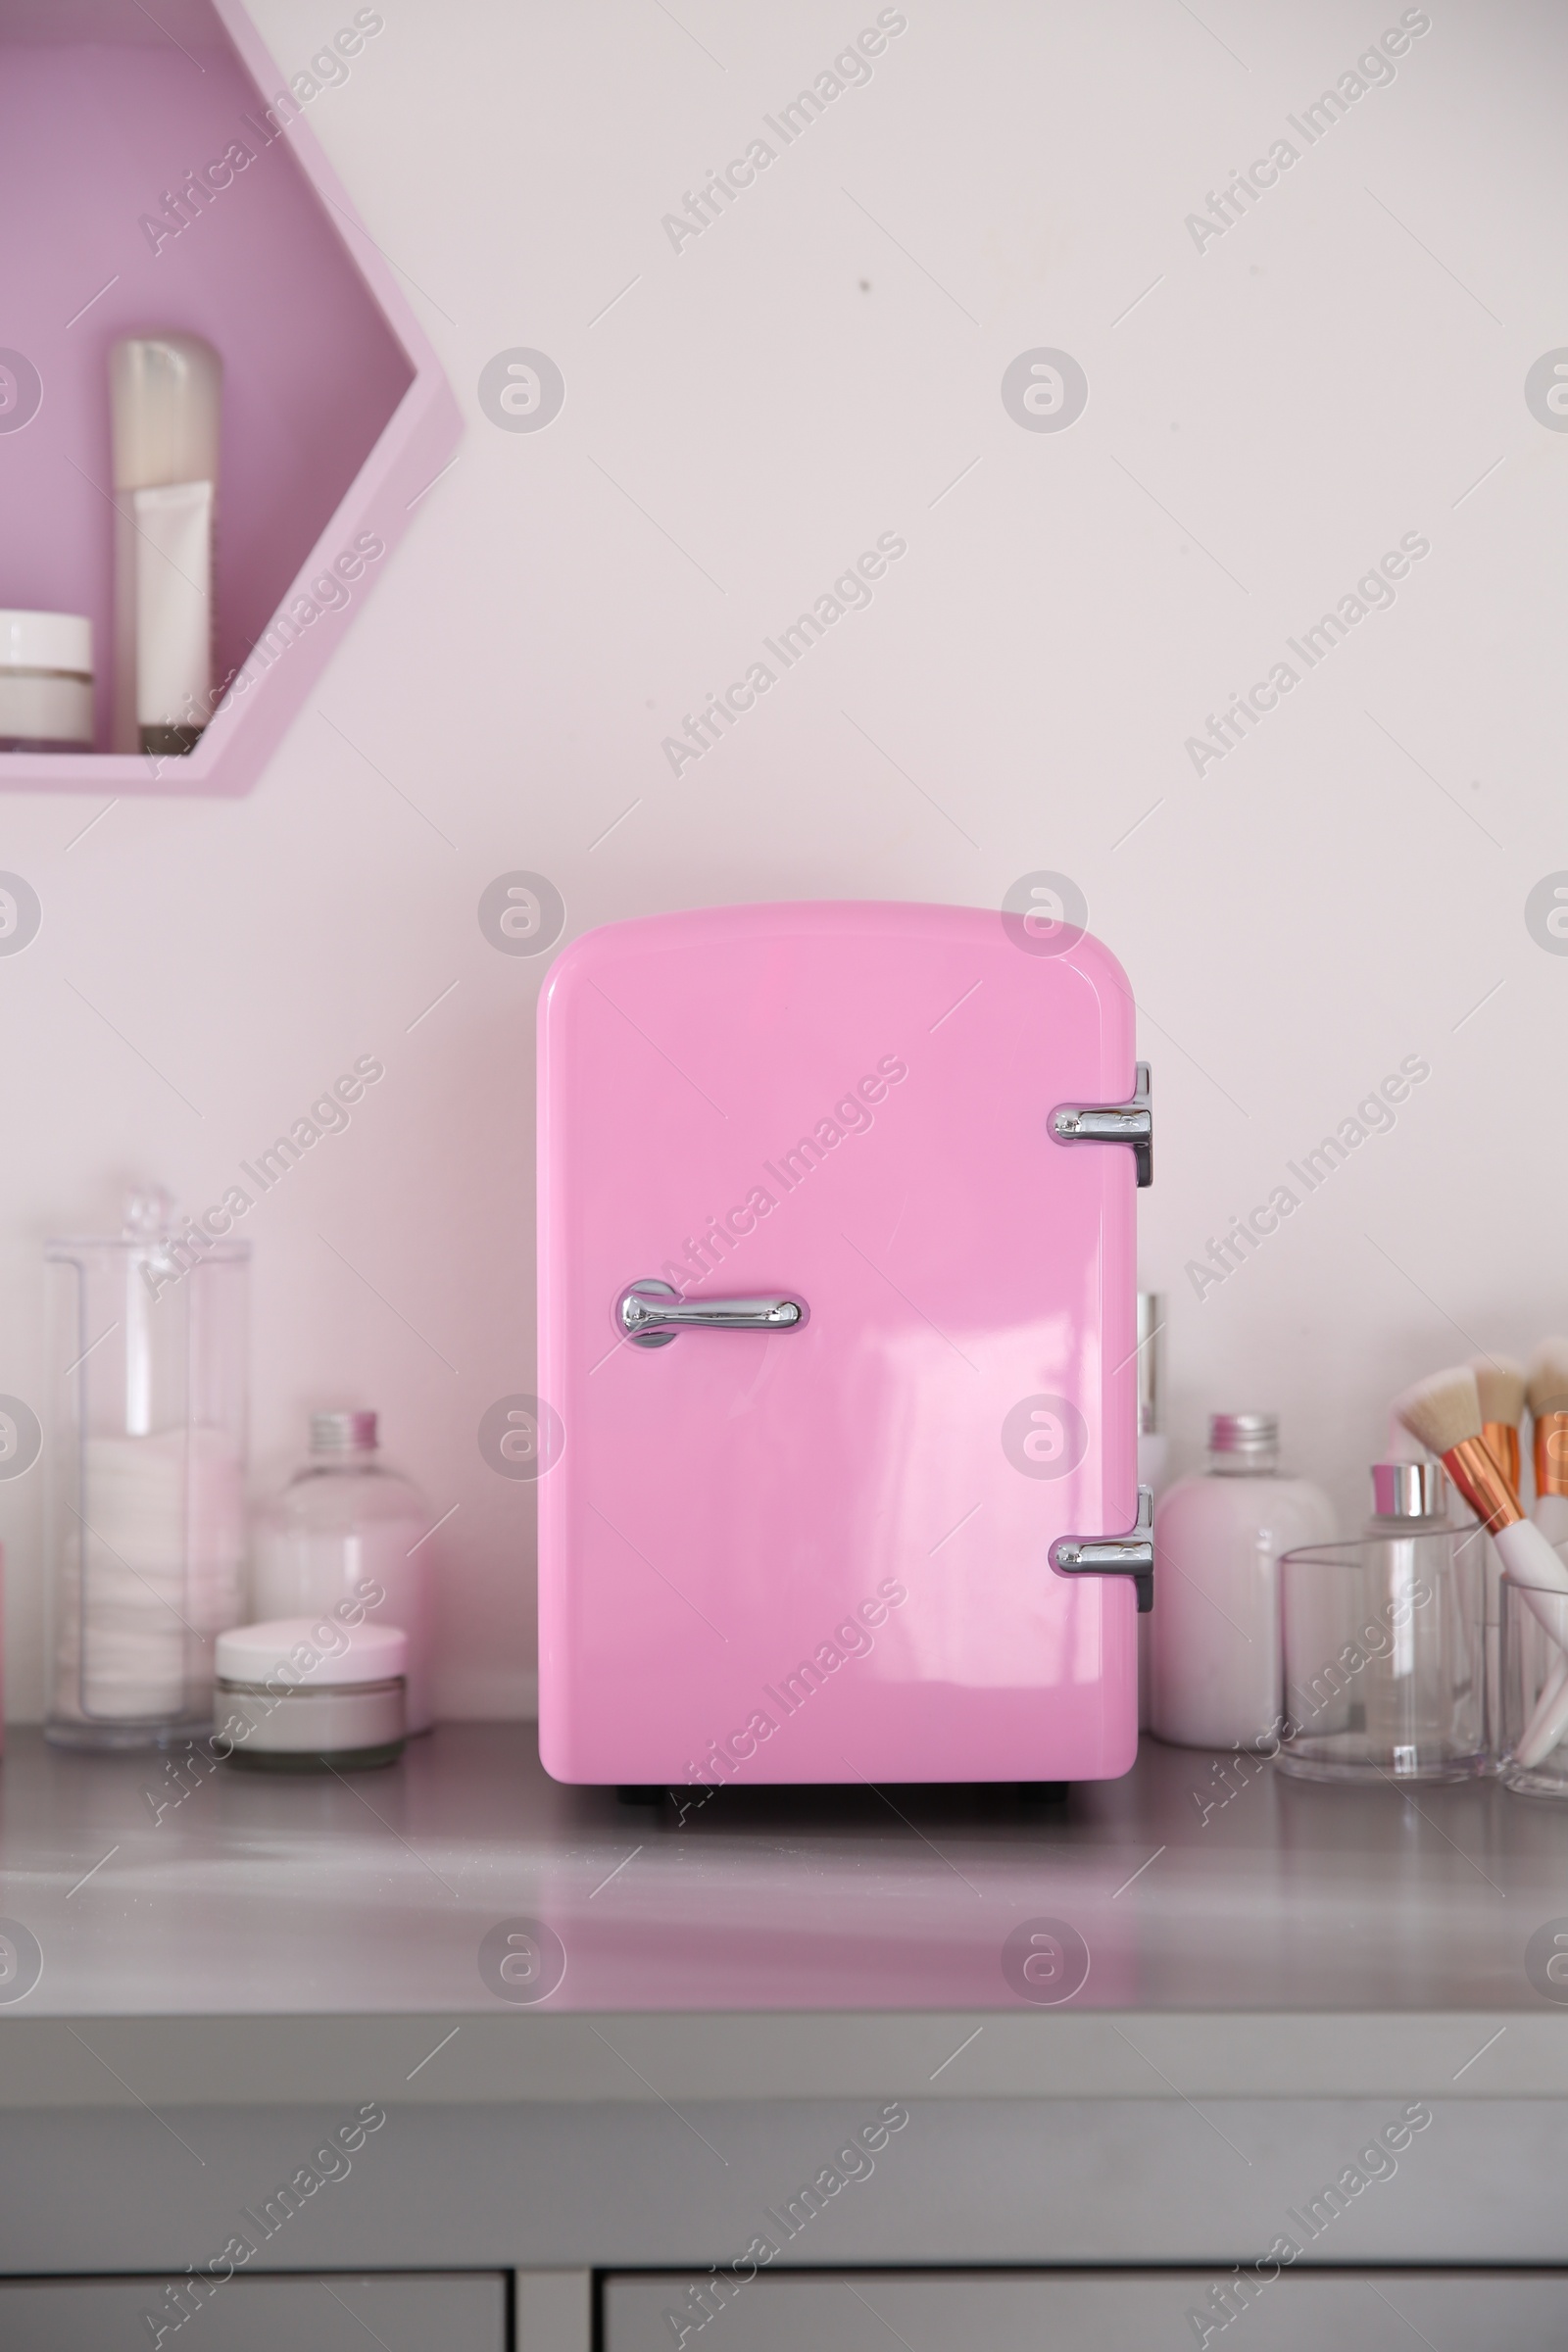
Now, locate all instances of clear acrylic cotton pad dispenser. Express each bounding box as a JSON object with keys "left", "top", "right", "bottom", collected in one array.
[{"left": 44, "top": 1189, "right": 248, "bottom": 1749}]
